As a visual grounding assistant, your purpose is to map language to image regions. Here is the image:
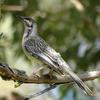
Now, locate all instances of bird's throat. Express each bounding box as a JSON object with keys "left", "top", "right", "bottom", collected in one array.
[{"left": 24, "top": 24, "right": 37, "bottom": 39}]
